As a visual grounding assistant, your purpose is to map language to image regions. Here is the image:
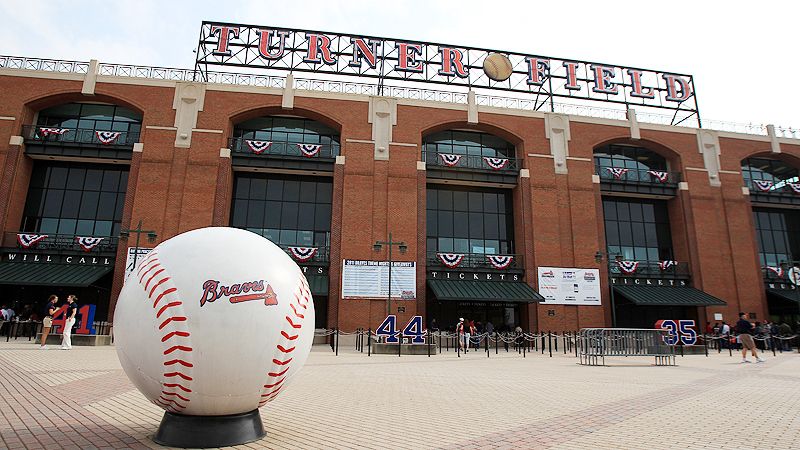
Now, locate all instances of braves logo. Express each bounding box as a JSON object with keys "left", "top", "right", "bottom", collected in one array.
[{"left": 200, "top": 279, "right": 278, "bottom": 307}]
